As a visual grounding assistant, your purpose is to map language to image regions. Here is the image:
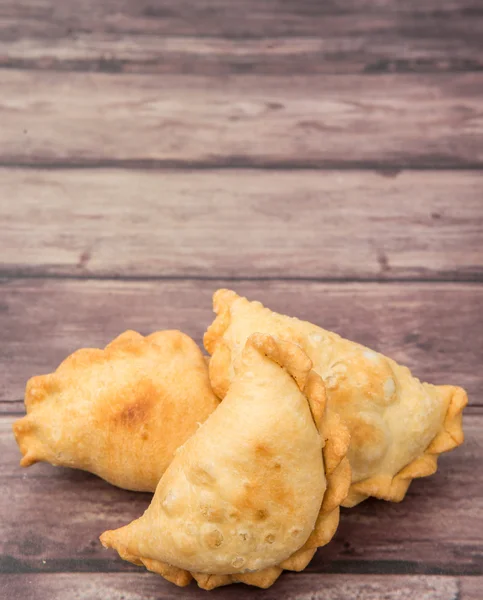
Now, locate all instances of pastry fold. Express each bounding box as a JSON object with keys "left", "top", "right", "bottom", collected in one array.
[
  {"left": 101, "top": 334, "right": 350, "bottom": 588},
  {"left": 204, "top": 290, "right": 467, "bottom": 506},
  {"left": 13, "top": 330, "right": 219, "bottom": 492}
]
